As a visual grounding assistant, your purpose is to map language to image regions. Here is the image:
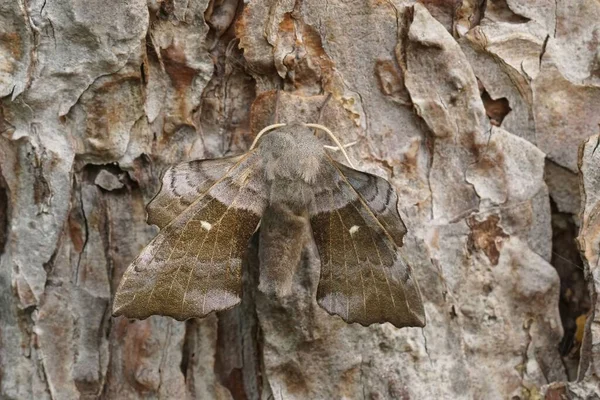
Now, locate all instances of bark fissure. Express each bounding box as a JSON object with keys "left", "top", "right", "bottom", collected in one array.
[{"left": 74, "top": 178, "right": 89, "bottom": 287}]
